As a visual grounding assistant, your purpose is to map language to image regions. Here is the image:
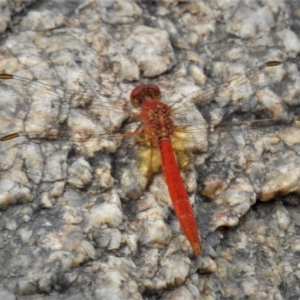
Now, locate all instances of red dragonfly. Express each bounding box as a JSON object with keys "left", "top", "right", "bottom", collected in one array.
[{"left": 0, "top": 61, "right": 283, "bottom": 255}]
